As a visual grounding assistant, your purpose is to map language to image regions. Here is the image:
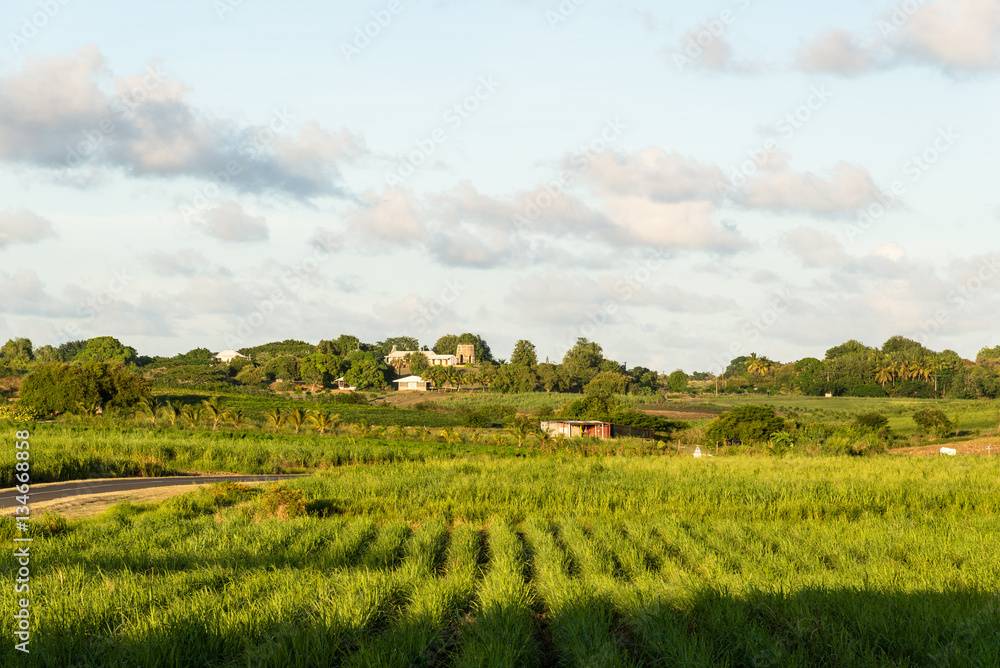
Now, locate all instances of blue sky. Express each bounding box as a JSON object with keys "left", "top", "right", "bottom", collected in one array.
[{"left": 1, "top": 0, "right": 998, "bottom": 371}]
